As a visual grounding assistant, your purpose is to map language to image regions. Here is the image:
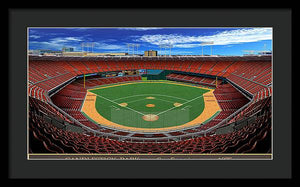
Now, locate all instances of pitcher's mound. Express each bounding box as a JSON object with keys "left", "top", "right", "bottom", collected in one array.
[
  {"left": 142, "top": 114, "right": 159, "bottom": 121},
  {"left": 146, "top": 104, "right": 155, "bottom": 107},
  {"left": 146, "top": 97, "right": 155, "bottom": 99},
  {"left": 174, "top": 102, "right": 183, "bottom": 107},
  {"left": 118, "top": 103, "right": 128, "bottom": 107}
]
